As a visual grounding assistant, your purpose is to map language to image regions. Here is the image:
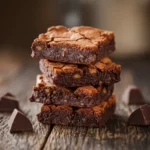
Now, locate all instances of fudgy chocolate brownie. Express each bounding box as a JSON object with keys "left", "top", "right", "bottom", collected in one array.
[
  {"left": 29, "top": 75, "right": 114, "bottom": 107},
  {"left": 31, "top": 26, "right": 115, "bottom": 65},
  {"left": 40, "top": 57, "right": 121, "bottom": 87},
  {"left": 37, "top": 94, "right": 116, "bottom": 127}
]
